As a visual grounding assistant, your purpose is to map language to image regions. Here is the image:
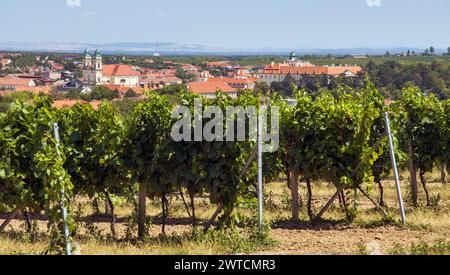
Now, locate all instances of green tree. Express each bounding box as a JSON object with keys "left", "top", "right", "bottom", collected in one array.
[
  {"left": 253, "top": 81, "right": 270, "bottom": 96},
  {"left": 124, "top": 89, "right": 138, "bottom": 98},
  {"left": 443, "top": 100, "right": 450, "bottom": 177},
  {"left": 111, "top": 98, "right": 140, "bottom": 116},
  {"left": 157, "top": 84, "right": 187, "bottom": 96},
  {"left": 0, "top": 91, "right": 34, "bottom": 113},
  {"left": 12, "top": 54, "right": 39, "bottom": 68},
  {"left": 366, "top": 60, "right": 377, "bottom": 72},
  {"left": 175, "top": 68, "right": 196, "bottom": 83},
  {"left": 271, "top": 74, "right": 297, "bottom": 97},
  {"left": 430, "top": 46, "right": 436, "bottom": 55},
  {"left": 84, "top": 86, "right": 120, "bottom": 101}
]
